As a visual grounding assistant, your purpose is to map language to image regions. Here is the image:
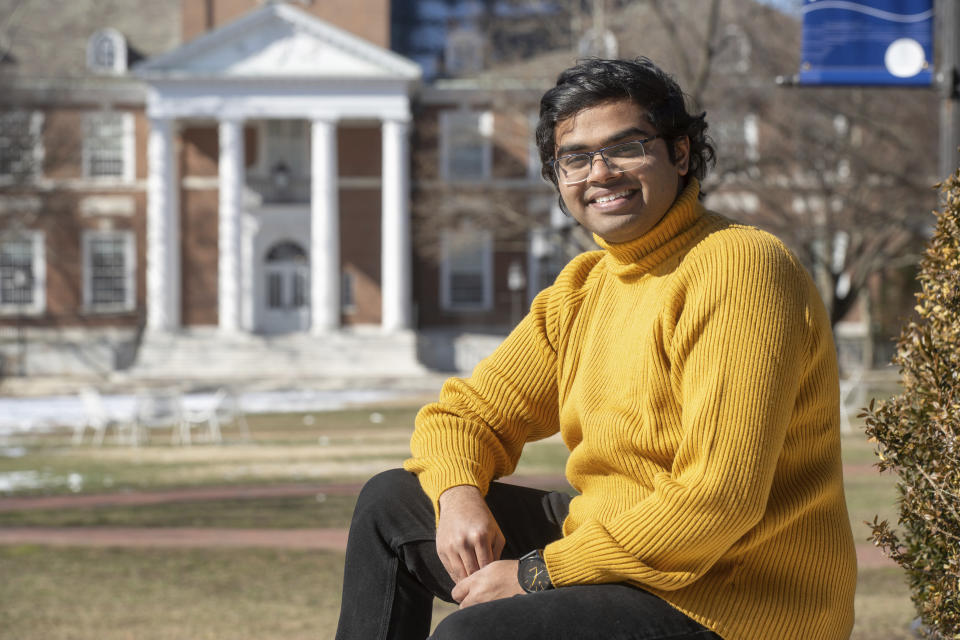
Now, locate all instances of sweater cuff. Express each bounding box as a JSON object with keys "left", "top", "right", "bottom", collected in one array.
[
  {"left": 542, "top": 521, "right": 611, "bottom": 586},
  {"left": 402, "top": 457, "right": 491, "bottom": 524}
]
